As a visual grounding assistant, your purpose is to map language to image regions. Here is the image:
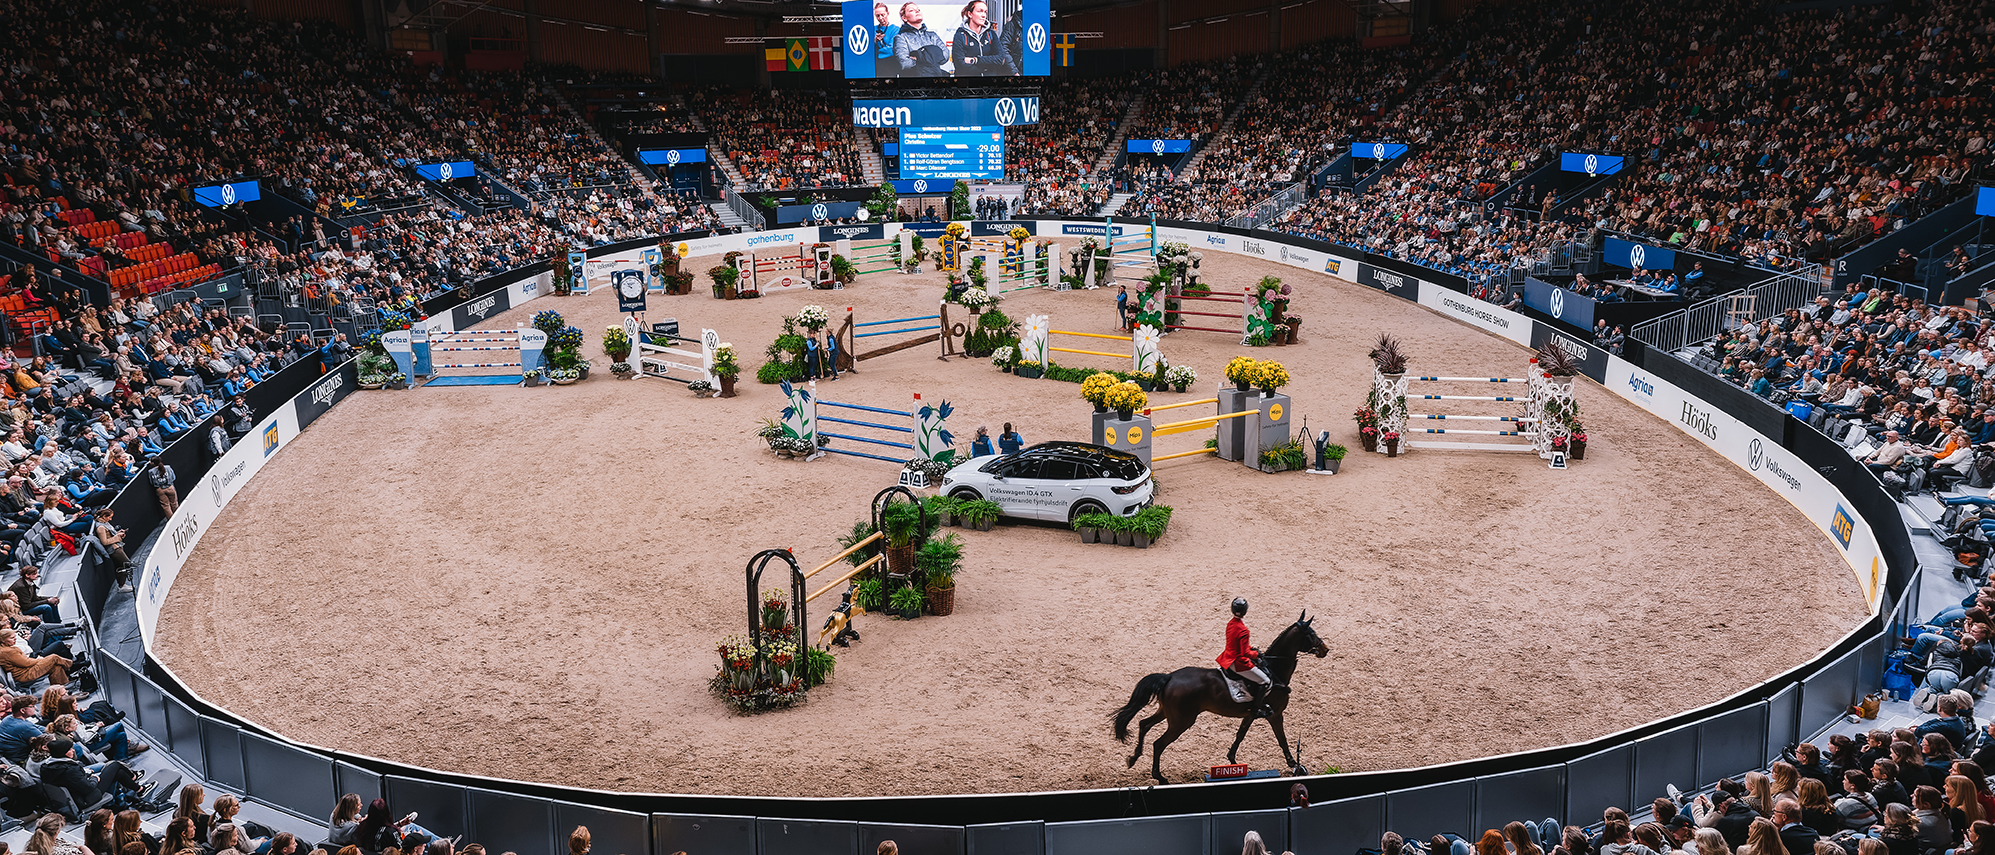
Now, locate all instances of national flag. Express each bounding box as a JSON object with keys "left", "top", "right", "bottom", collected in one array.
[
  {"left": 786, "top": 38, "right": 809, "bottom": 71},
  {"left": 765, "top": 41, "right": 787, "bottom": 71},
  {"left": 1054, "top": 33, "right": 1076, "bottom": 67},
  {"left": 807, "top": 36, "right": 842, "bottom": 70}
]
